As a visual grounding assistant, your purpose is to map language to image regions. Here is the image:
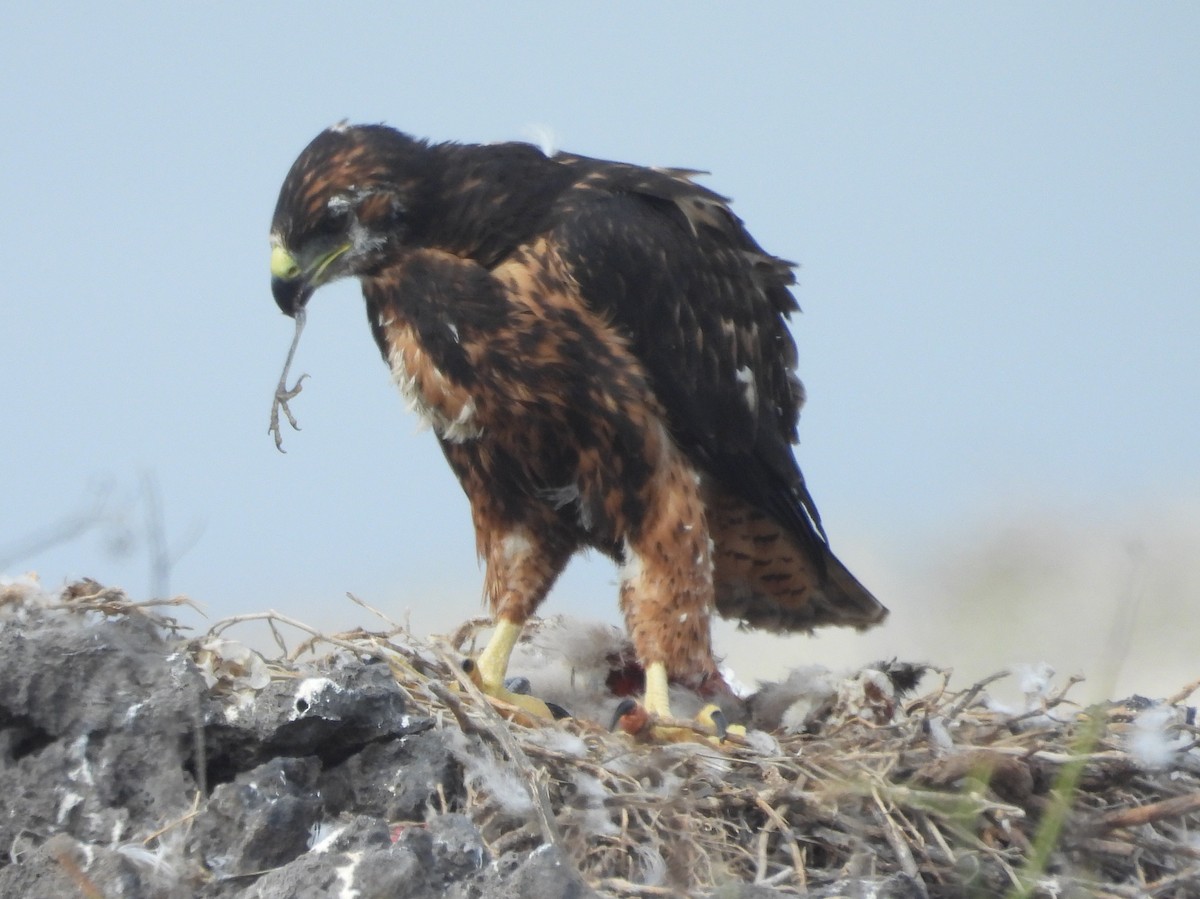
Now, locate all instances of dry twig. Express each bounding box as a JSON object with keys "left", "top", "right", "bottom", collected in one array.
[{"left": 178, "top": 603, "right": 1200, "bottom": 895}]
